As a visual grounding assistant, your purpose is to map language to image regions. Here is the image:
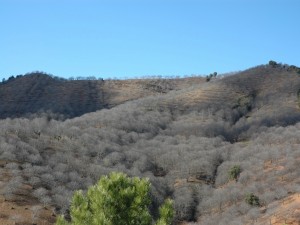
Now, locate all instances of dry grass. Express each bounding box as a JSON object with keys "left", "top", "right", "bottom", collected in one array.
[
  {"left": 0, "top": 161, "right": 56, "bottom": 225},
  {"left": 0, "top": 197, "right": 56, "bottom": 225},
  {"left": 256, "top": 194, "right": 300, "bottom": 225}
]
